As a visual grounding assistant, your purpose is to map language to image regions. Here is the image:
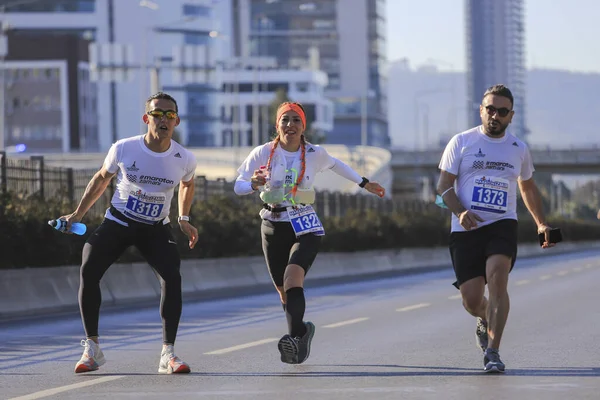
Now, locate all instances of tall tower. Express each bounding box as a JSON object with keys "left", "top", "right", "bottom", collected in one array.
[{"left": 466, "top": 0, "right": 527, "bottom": 140}]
